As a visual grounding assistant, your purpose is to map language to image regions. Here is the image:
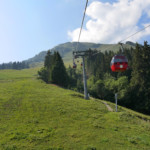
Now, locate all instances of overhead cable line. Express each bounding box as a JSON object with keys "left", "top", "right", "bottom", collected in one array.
[
  {"left": 119, "top": 24, "right": 150, "bottom": 43},
  {"left": 73, "top": 0, "right": 89, "bottom": 100},
  {"left": 76, "top": 0, "right": 88, "bottom": 51},
  {"left": 93, "top": 24, "right": 150, "bottom": 56}
]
